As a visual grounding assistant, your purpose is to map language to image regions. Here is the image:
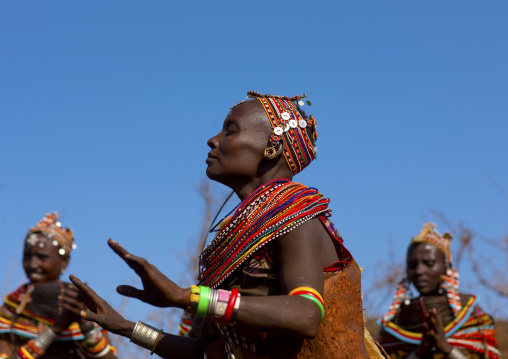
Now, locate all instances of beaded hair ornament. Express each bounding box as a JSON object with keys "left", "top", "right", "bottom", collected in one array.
[
  {"left": 245, "top": 91, "right": 318, "bottom": 175},
  {"left": 26, "top": 212, "right": 76, "bottom": 256},
  {"left": 381, "top": 222, "right": 461, "bottom": 325}
]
